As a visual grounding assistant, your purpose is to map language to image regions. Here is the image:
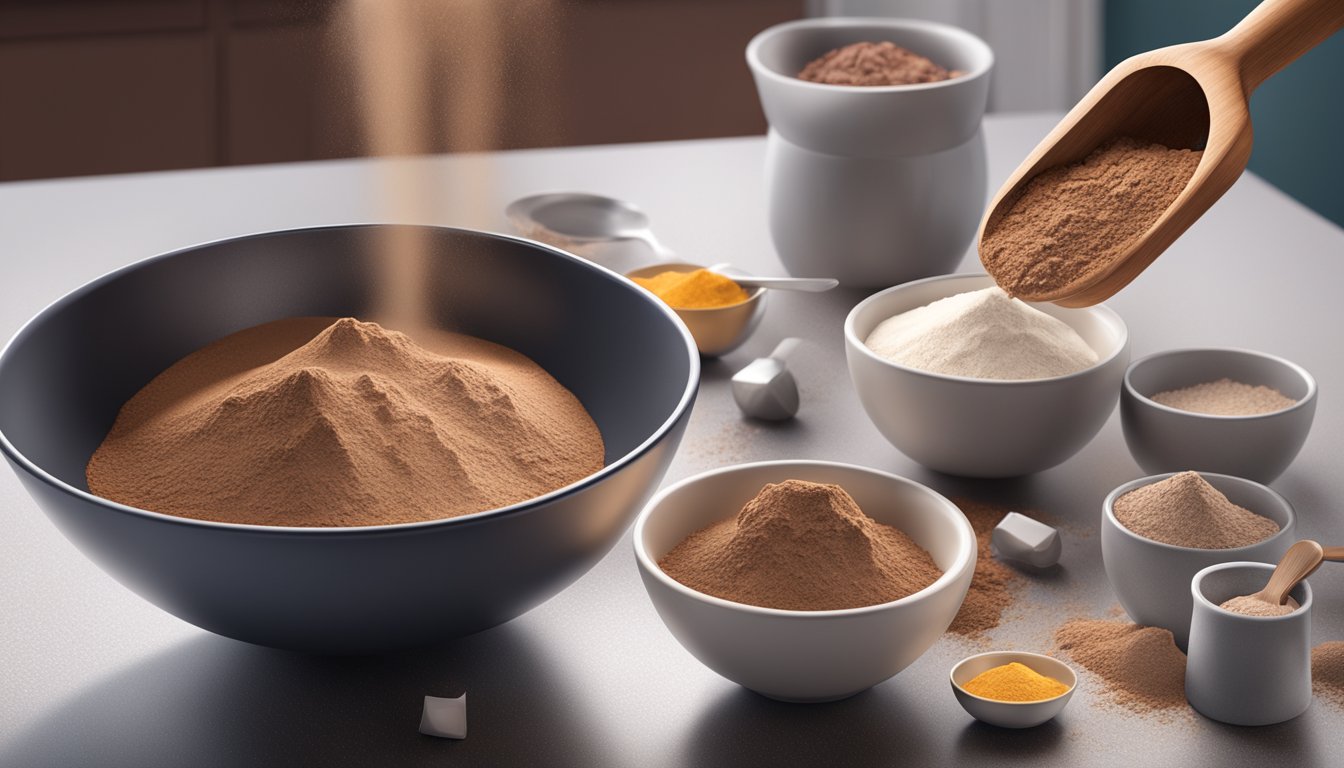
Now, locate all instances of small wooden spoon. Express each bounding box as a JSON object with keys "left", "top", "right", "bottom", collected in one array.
[
  {"left": 978, "top": 0, "right": 1344, "bottom": 308},
  {"left": 1250, "top": 540, "right": 1344, "bottom": 607}
]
